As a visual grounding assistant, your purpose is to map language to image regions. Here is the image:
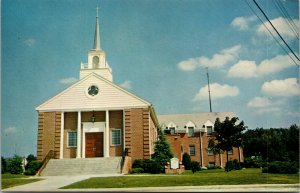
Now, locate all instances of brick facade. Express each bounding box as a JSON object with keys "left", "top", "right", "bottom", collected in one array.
[
  {"left": 166, "top": 133, "right": 243, "bottom": 168},
  {"left": 37, "top": 108, "right": 157, "bottom": 161},
  {"left": 37, "top": 112, "right": 61, "bottom": 161}
]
